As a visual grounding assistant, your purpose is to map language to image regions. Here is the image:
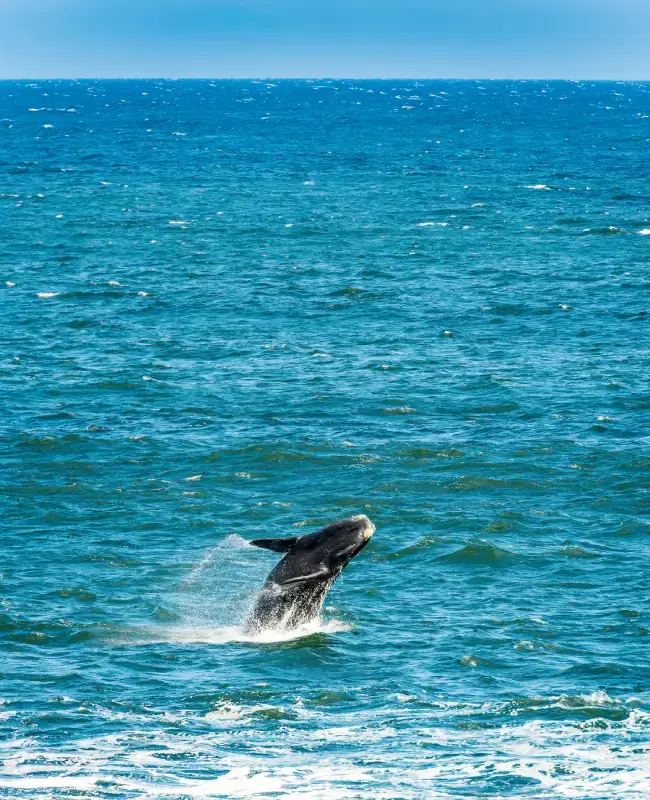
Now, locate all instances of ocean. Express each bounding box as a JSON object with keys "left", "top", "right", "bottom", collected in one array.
[{"left": 1, "top": 78, "right": 649, "bottom": 799}]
